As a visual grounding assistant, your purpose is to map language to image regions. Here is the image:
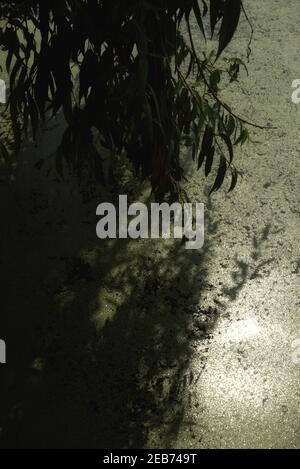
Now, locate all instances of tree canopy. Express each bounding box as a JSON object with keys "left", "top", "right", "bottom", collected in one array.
[{"left": 0, "top": 0, "right": 253, "bottom": 199}]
